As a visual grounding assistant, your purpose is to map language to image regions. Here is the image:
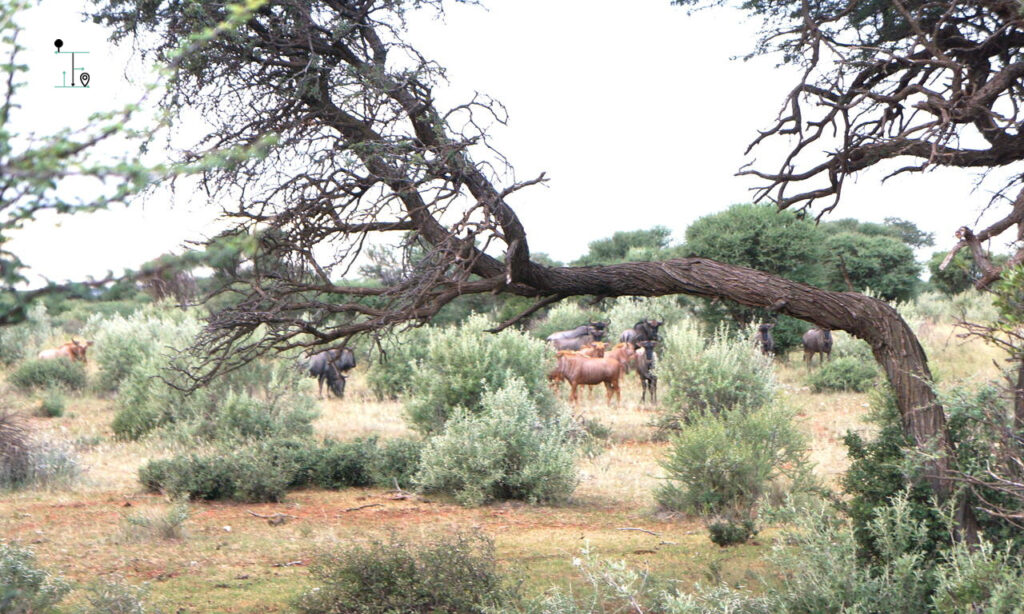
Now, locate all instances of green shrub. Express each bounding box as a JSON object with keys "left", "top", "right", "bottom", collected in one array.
[
  {"left": 36, "top": 388, "right": 65, "bottom": 418},
  {"left": 829, "top": 330, "right": 874, "bottom": 361},
  {"left": 365, "top": 326, "right": 432, "bottom": 400},
  {"left": 604, "top": 296, "right": 688, "bottom": 342},
  {"left": 658, "top": 320, "right": 775, "bottom": 429},
  {"left": 98, "top": 307, "right": 318, "bottom": 443},
  {"left": 110, "top": 402, "right": 163, "bottom": 442},
  {"left": 846, "top": 384, "right": 1024, "bottom": 566},
  {"left": 807, "top": 356, "right": 879, "bottom": 393},
  {"left": 87, "top": 306, "right": 200, "bottom": 394},
  {"left": 312, "top": 438, "right": 378, "bottom": 489},
  {"left": 707, "top": 520, "right": 758, "bottom": 548},
  {"left": 8, "top": 359, "right": 86, "bottom": 392},
  {"left": 138, "top": 451, "right": 291, "bottom": 503},
  {"left": 74, "top": 576, "right": 149, "bottom": 614},
  {"left": 656, "top": 405, "right": 808, "bottom": 541},
  {"left": 658, "top": 496, "right": 1024, "bottom": 613},
  {"left": 932, "top": 540, "right": 1024, "bottom": 613},
  {"left": 113, "top": 351, "right": 318, "bottom": 444},
  {"left": 293, "top": 530, "right": 518, "bottom": 614},
  {"left": 405, "top": 315, "right": 556, "bottom": 435},
  {"left": 139, "top": 436, "right": 417, "bottom": 500},
  {"left": 367, "top": 438, "right": 423, "bottom": 489},
  {"left": 0, "top": 542, "right": 70, "bottom": 613},
  {"left": 415, "top": 379, "right": 578, "bottom": 506}
]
